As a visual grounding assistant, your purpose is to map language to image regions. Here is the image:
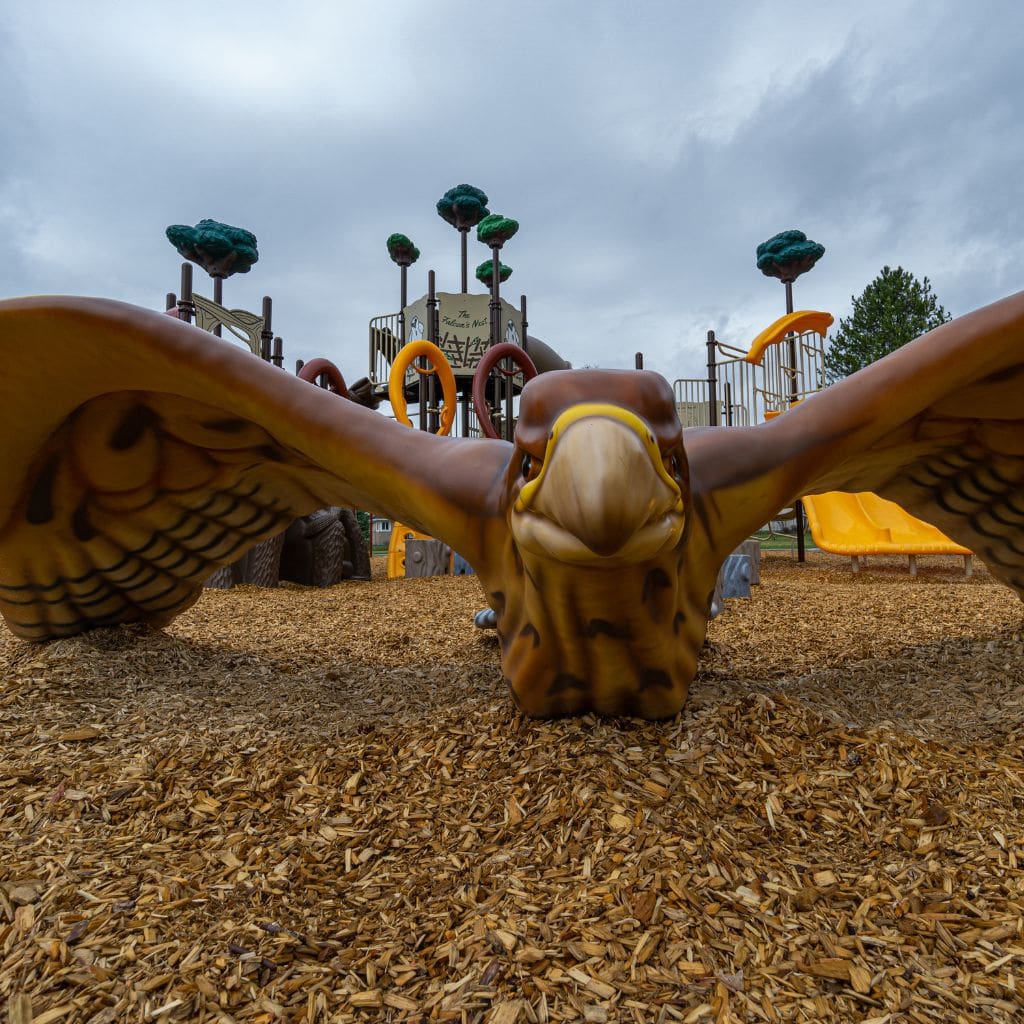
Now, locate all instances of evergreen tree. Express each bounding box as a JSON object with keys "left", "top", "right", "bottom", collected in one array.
[{"left": 824, "top": 266, "right": 951, "bottom": 383}]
